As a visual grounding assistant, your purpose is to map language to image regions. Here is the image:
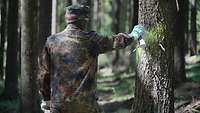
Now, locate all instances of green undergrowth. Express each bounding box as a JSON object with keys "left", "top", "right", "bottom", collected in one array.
[
  {"left": 144, "top": 24, "right": 166, "bottom": 47},
  {"left": 97, "top": 72, "right": 135, "bottom": 99},
  {"left": 136, "top": 23, "right": 167, "bottom": 62},
  {"left": 185, "top": 61, "right": 200, "bottom": 82},
  {"left": 98, "top": 54, "right": 112, "bottom": 66}
]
